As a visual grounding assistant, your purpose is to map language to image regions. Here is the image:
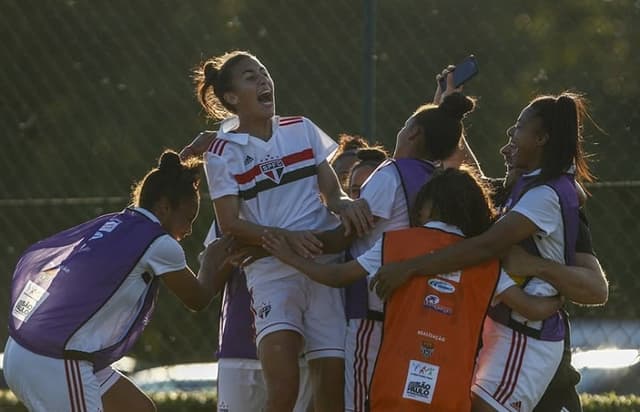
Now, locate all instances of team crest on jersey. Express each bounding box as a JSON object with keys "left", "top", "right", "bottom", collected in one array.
[
  {"left": 256, "top": 301, "right": 272, "bottom": 319},
  {"left": 420, "top": 341, "right": 435, "bottom": 358},
  {"left": 510, "top": 400, "right": 522, "bottom": 411},
  {"left": 259, "top": 158, "right": 285, "bottom": 184}
]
